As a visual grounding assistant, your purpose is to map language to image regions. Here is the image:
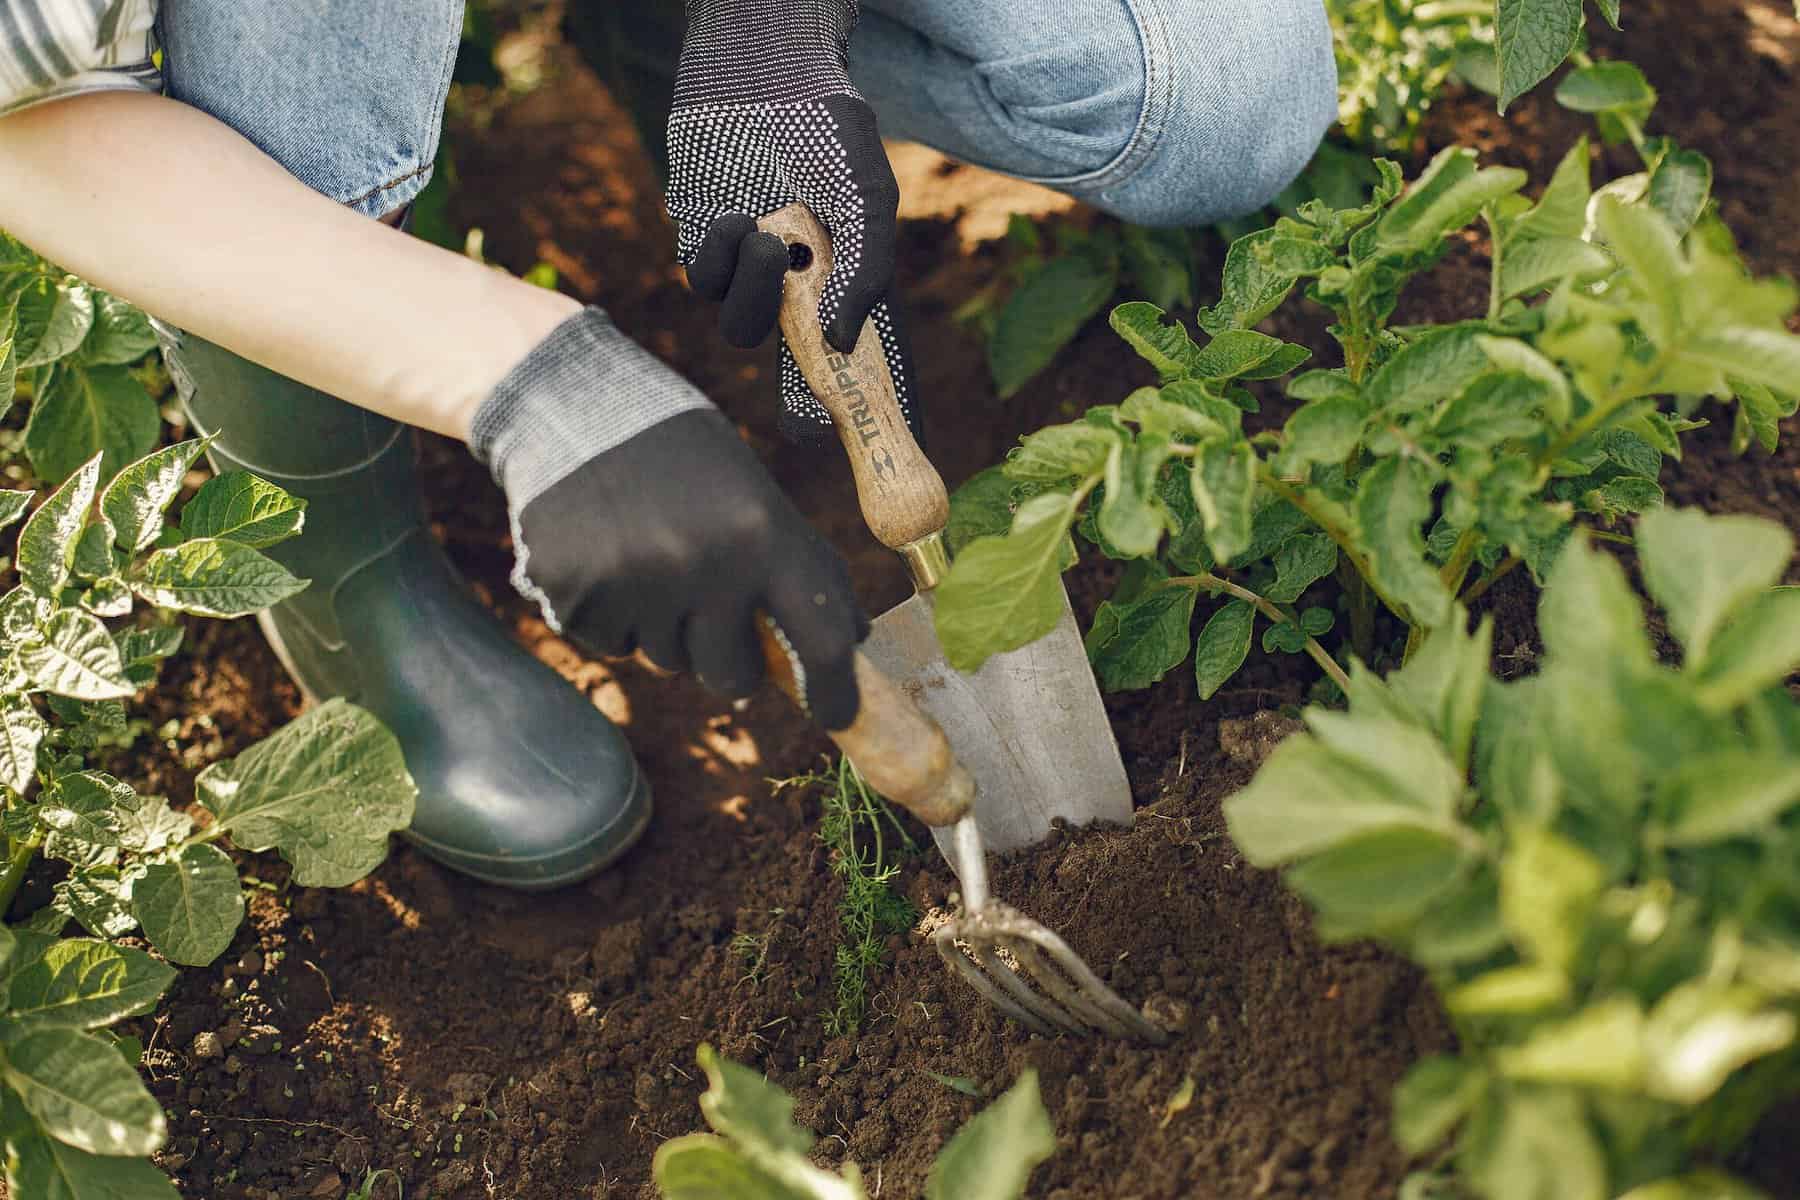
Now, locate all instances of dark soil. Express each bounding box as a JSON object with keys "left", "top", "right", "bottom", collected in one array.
[{"left": 82, "top": 2, "right": 1800, "bottom": 1198}]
